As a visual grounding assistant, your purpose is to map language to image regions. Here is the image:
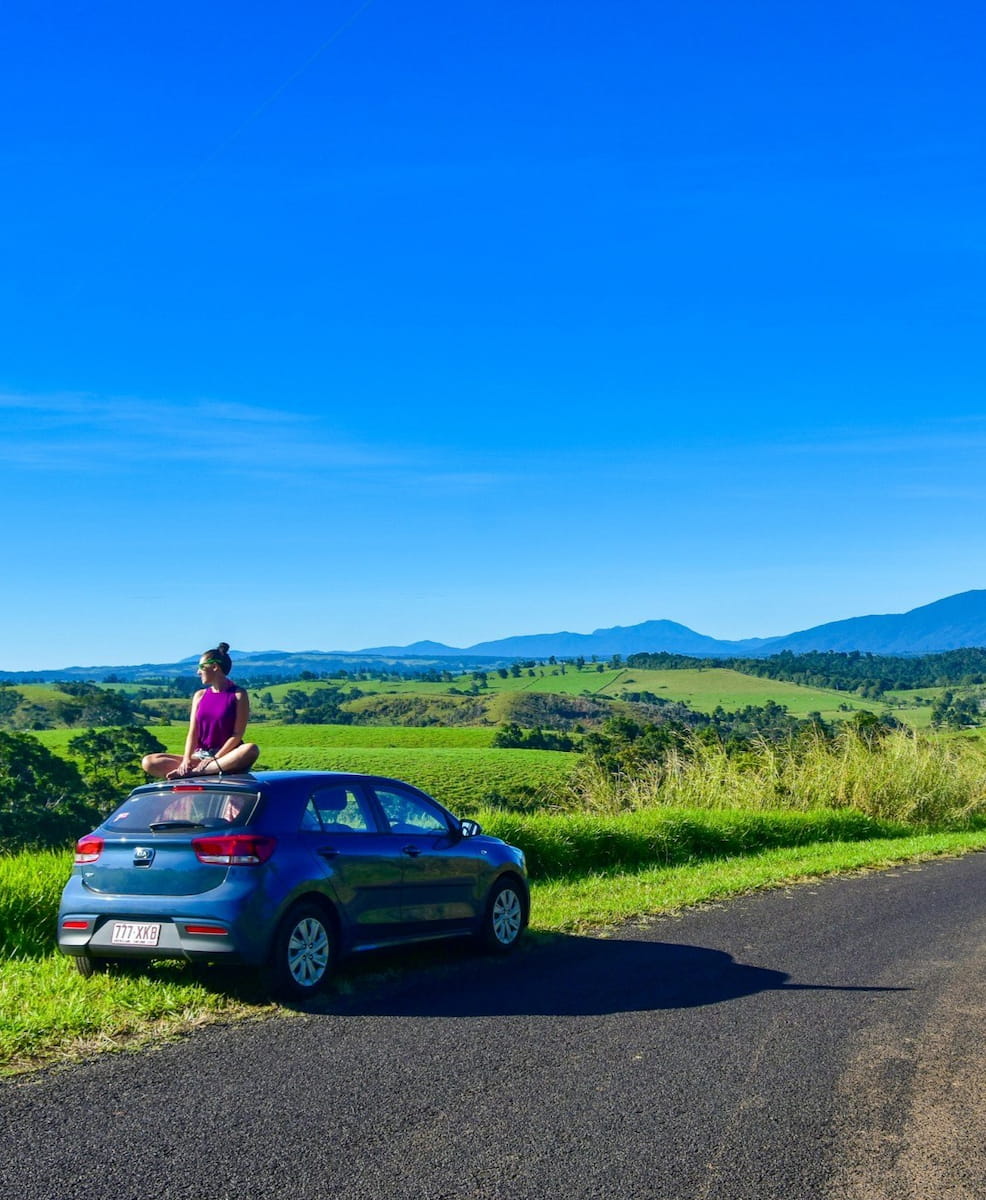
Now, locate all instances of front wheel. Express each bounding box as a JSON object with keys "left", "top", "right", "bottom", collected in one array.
[
  {"left": 266, "top": 903, "right": 335, "bottom": 1000},
  {"left": 479, "top": 878, "right": 526, "bottom": 953}
]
